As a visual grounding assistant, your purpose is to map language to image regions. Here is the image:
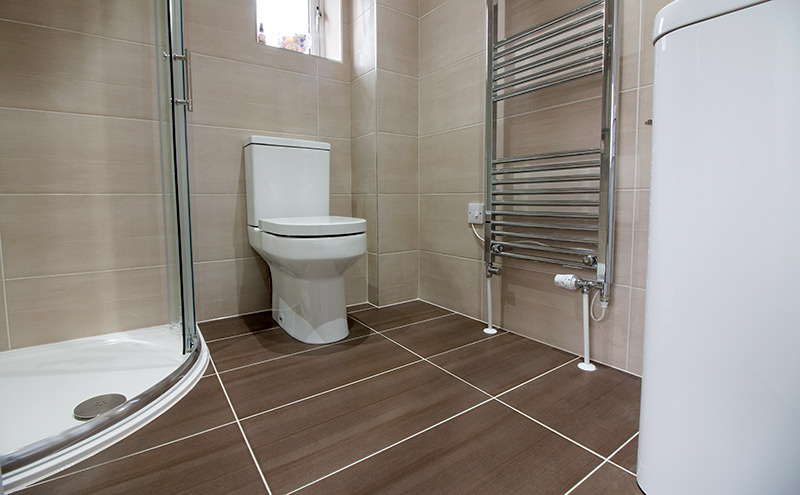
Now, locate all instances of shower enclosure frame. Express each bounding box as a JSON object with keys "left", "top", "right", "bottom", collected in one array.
[{"left": 0, "top": 0, "right": 202, "bottom": 489}]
